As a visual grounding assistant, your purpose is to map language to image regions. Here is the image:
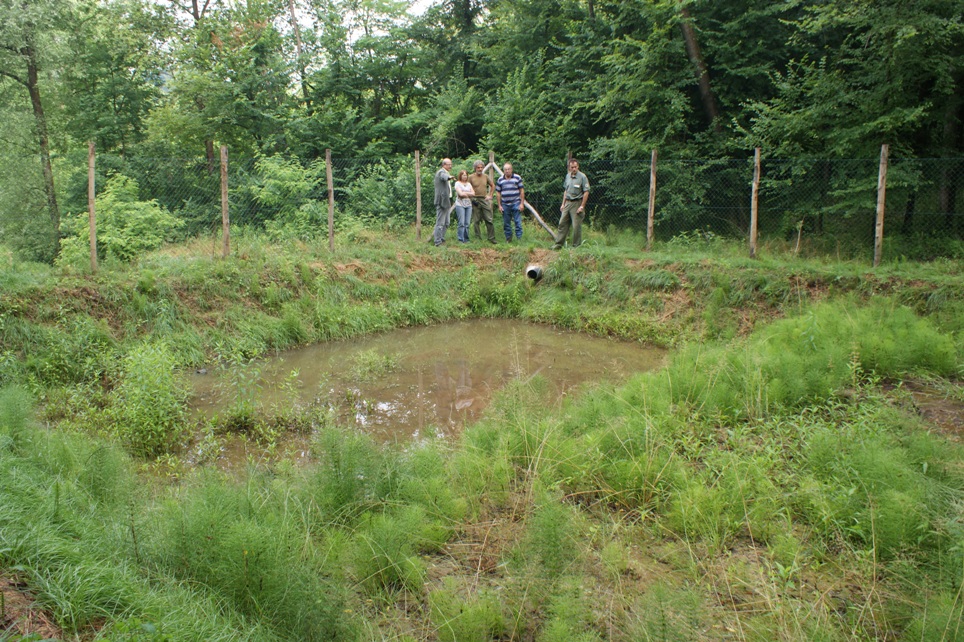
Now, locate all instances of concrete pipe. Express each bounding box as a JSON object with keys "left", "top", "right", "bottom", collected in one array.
[{"left": 525, "top": 264, "right": 544, "bottom": 283}]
